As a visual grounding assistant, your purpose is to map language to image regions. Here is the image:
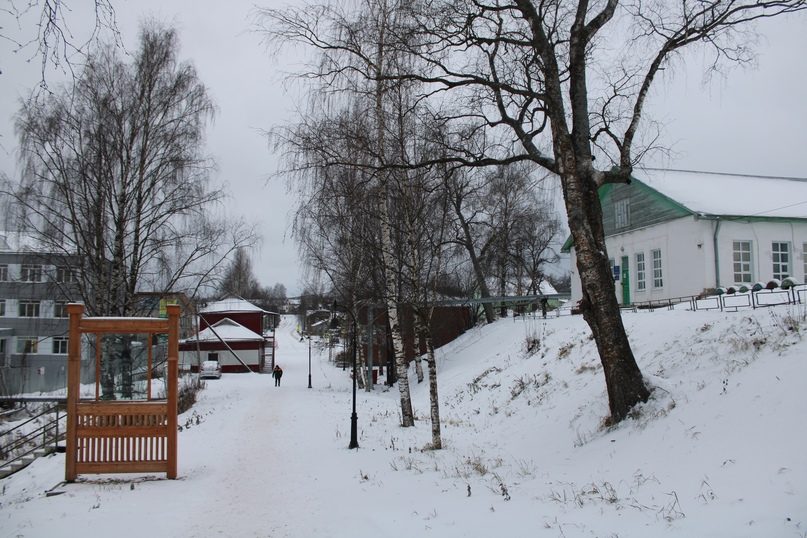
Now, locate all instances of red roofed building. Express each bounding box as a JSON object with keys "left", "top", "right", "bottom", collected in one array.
[{"left": 178, "top": 296, "right": 277, "bottom": 373}]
